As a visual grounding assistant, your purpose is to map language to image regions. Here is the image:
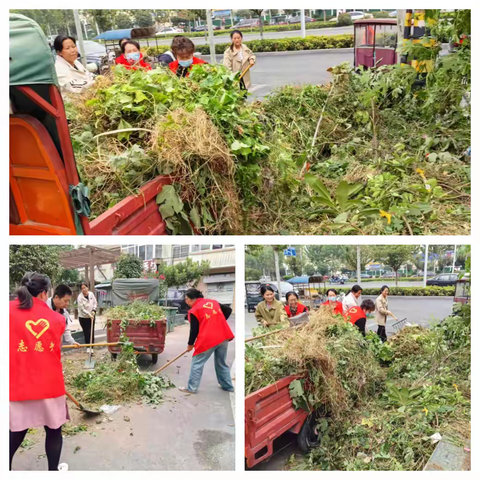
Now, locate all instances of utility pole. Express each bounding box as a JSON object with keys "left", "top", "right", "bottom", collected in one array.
[
  {"left": 206, "top": 9, "right": 216, "bottom": 64},
  {"left": 423, "top": 245, "right": 428, "bottom": 287},
  {"left": 452, "top": 244, "right": 457, "bottom": 273},
  {"left": 273, "top": 248, "right": 282, "bottom": 299},
  {"left": 397, "top": 9, "right": 407, "bottom": 63},
  {"left": 73, "top": 10, "right": 86, "bottom": 67},
  {"left": 356, "top": 245, "right": 361, "bottom": 284},
  {"left": 300, "top": 9, "right": 306, "bottom": 38}
]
